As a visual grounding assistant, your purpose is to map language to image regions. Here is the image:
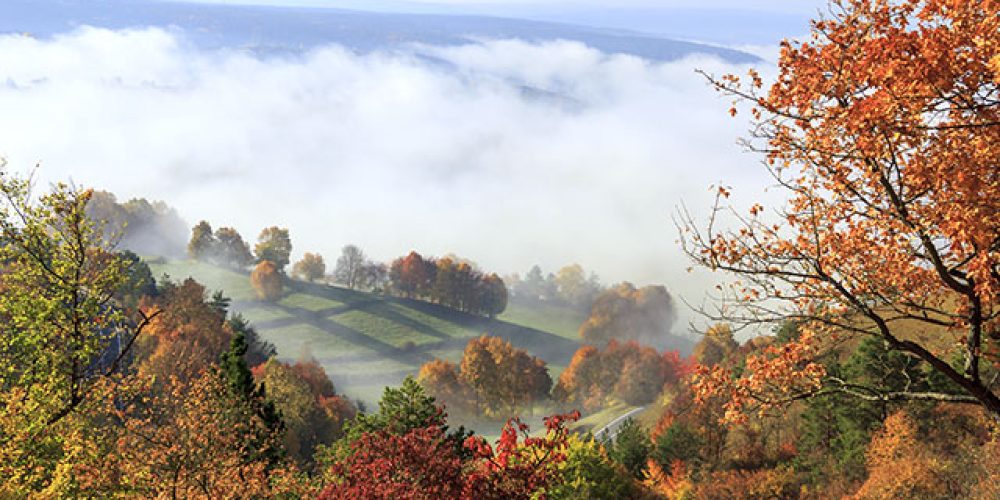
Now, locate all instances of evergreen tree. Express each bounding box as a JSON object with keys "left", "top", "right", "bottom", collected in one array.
[
  {"left": 219, "top": 328, "right": 284, "bottom": 465},
  {"left": 605, "top": 418, "right": 652, "bottom": 480}
]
